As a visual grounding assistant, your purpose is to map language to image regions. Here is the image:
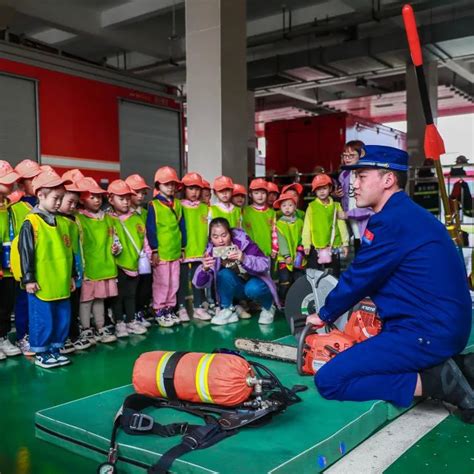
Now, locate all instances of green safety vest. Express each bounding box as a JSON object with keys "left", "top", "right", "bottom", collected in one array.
[
  {"left": 26, "top": 213, "right": 73, "bottom": 301},
  {"left": 150, "top": 199, "right": 183, "bottom": 261},
  {"left": 113, "top": 213, "right": 146, "bottom": 271},
  {"left": 242, "top": 206, "right": 275, "bottom": 257},
  {"left": 76, "top": 213, "right": 117, "bottom": 280},
  {"left": 276, "top": 217, "right": 305, "bottom": 271},
  {"left": 209, "top": 205, "right": 241, "bottom": 228},
  {"left": 306, "top": 198, "right": 343, "bottom": 248},
  {"left": 0, "top": 202, "right": 13, "bottom": 277},
  {"left": 182, "top": 203, "right": 208, "bottom": 259},
  {"left": 134, "top": 206, "right": 148, "bottom": 225},
  {"left": 277, "top": 208, "right": 305, "bottom": 220},
  {"left": 11, "top": 201, "right": 33, "bottom": 236}
]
